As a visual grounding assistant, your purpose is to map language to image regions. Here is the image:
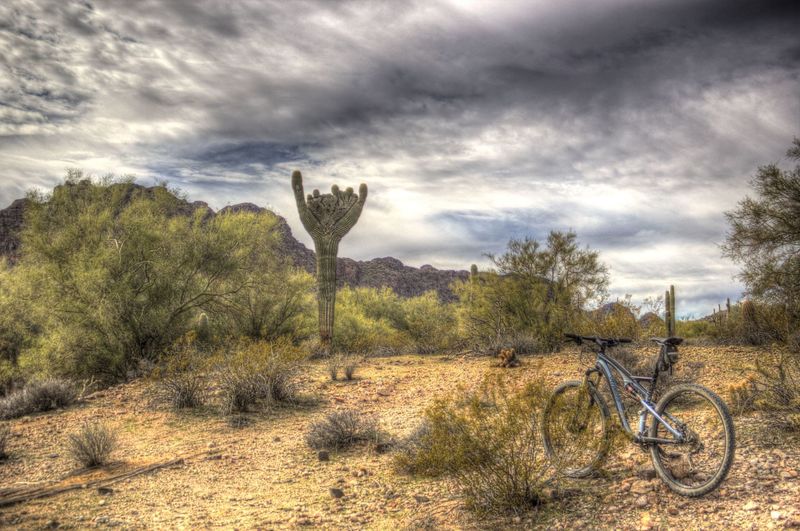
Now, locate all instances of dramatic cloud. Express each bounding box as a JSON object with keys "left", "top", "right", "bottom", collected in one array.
[{"left": 1, "top": 0, "right": 799, "bottom": 316}]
